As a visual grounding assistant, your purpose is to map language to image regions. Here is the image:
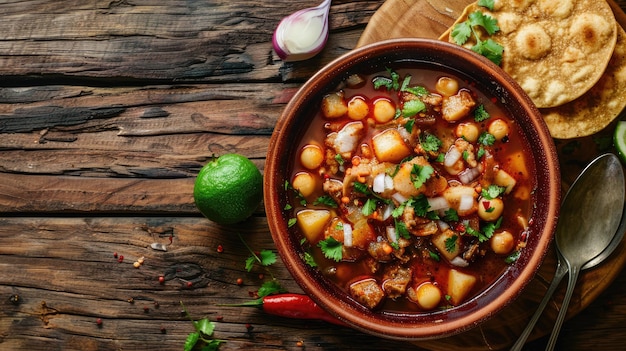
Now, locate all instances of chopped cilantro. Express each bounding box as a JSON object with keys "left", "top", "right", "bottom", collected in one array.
[
  {"left": 435, "top": 153, "right": 445, "bottom": 163},
  {"left": 314, "top": 195, "right": 338, "bottom": 208},
  {"left": 334, "top": 153, "right": 344, "bottom": 166},
  {"left": 362, "top": 198, "right": 377, "bottom": 216},
  {"left": 405, "top": 118, "right": 416, "bottom": 133},
  {"left": 483, "top": 217, "right": 503, "bottom": 238},
  {"left": 429, "top": 250, "right": 441, "bottom": 262},
  {"left": 400, "top": 74, "right": 412, "bottom": 92},
  {"left": 474, "top": 104, "right": 491, "bottom": 122},
  {"left": 462, "top": 150, "right": 470, "bottom": 161},
  {"left": 443, "top": 208, "right": 459, "bottom": 222},
  {"left": 445, "top": 235, "right": 458, "bottom": 253},
  {"left": 482, "top": 184, "right": 506, "bottom": 199},
  {"left": 466, "top": 226, "right": 489, "bottom": 242},
  {"left": 421, "top": 133, "right": 442, "bottom": 152},
  {"left": 402, "top": 99, "right": 426, "bottom": 117},
  {"left": 284, "top": 203, "right": 292, "bottom": 211},
  {"left": 395, "top": 219, "right": 411, "bottom": 239},
  {"left": 287, "top": 218, "right": 297, "bottom": 228},
  {"left": 302, "top": 250, "right": 318, "bottom": 268},
  {"left": 478, "top": 132, "right": 496, "bottom": 146},
  {"left": 505, "top": 250, "right": 521, "bottom": 264},
  {"left": 451, "top": 10, "right": 504, "bottom": 65},
  {"left": 257, "top": 280, "right": 287, "bottom": 298},
  {"left": 245, "top": 249, "right": 277, "bottom": 272},
  {"left": 404, "top": 86, "right": 429, "bottom": 96},
  {"left": 478, "top": 0, "right": 495, "bottom": 10},
  {"left": 318, "top": 237, "right": 343, "bottom": 262},
  {"left": 373, "top": 76, "right": 393, "bottom": 90},
  {"left": 410, "top": 194, "right": 431, "bottom": 217},
  {"left": 410, "top": 164, "right": 434, "bottom": 189},
  {"left": 182, "top": 302, "right": 225, "bottom": 351},
  {"left": 353, "top": 181, "right": 370, "bottom": 194},
  {"left": 477, "top": 146, "right": 486, "bottom": 159},
  {"left": 392, "top": 202, "right": 406, "bottom": 218}
]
